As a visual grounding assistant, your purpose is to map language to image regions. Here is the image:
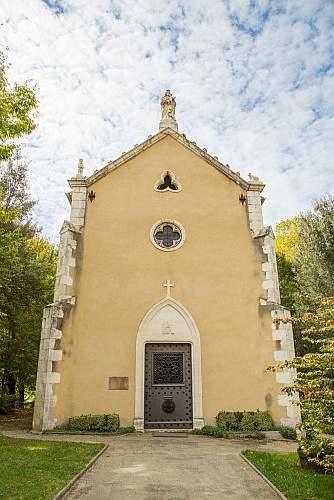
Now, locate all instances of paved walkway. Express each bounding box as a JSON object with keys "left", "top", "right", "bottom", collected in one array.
[{"left": 2, "top": 430, "right": 298, "bottom": 500}]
